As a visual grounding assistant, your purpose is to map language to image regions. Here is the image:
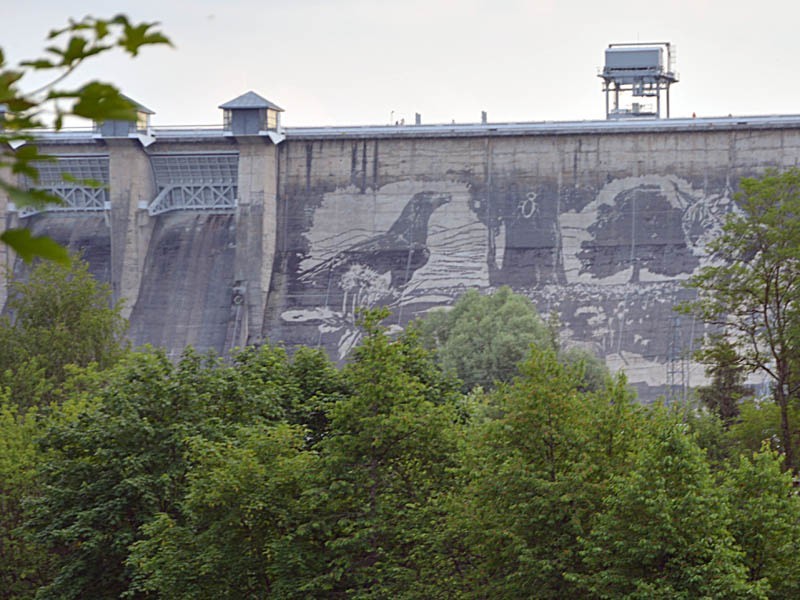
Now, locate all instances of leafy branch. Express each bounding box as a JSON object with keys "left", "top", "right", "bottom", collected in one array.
[{"left": 1, "top": 14, "right": 172, "bottom": 263}]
